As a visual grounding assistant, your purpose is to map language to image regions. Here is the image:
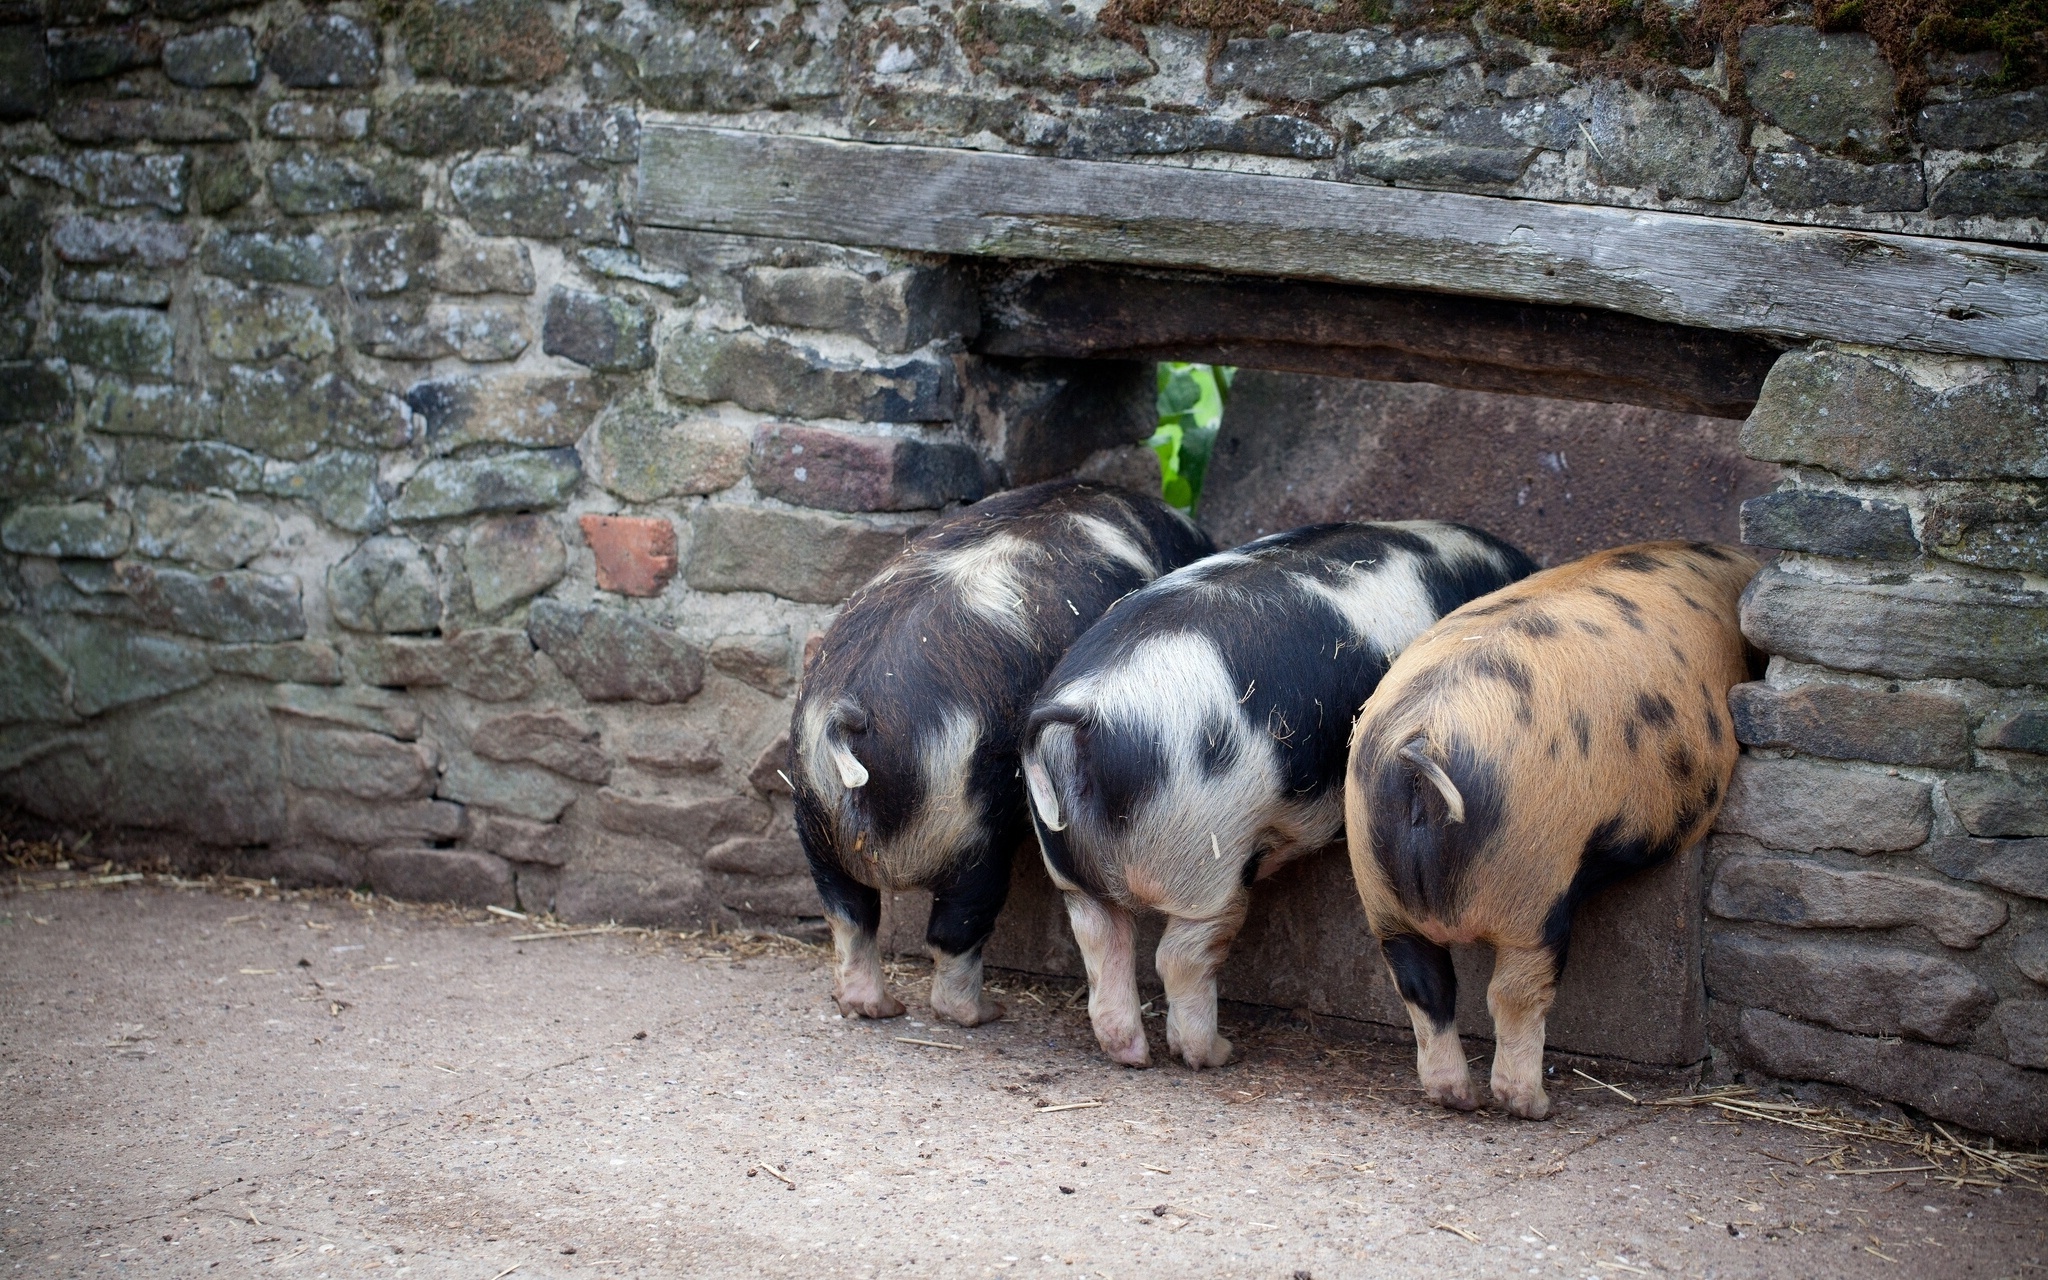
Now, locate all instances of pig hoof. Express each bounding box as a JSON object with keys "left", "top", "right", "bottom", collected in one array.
[
  {"left": 1425, "top": 1079, "right": 1480, "bottom": 1111},
  {"left": 1099, "top": 1031, "right": 1152, "bottom": 1068},
  {"left": 934, "top": 995, "right": 1005, "bottom": 1027},
  {"left": 836, "top": 992, "right": 907, "bottom": 1020},
  {"left": 1493, "top": 1083, "right": 1551, "bottom": 1120},
  {"left": 1175, "top": 1035, "right": 1233, "bottom": 1070}
]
